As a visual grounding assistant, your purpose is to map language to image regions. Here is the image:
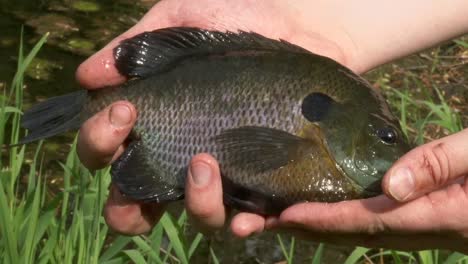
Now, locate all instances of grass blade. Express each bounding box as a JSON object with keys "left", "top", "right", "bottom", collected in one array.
[
  {"left": 124, "top": 249, "right": 148, "bottom": 264},
  {"left": 418, "top": 250, "right": 434, "bottom": 264},
  {"left": 11, "top": 32, "right": 49, "bottom": 90},
  {"left": 277, "top": 234, "right": 295, "bottom": 263},
  {"left": 454, "top": 39, "right": 468, "bottom": 48},
  {"left": 210, "top": 246, "right": 220, "bottom": 264},
  {"left": 188, "top": 233, "right": 203, "bottom": 259},
  {"left": 132, "top": 236, "right": 163, "bottom": 263},
  {"left": 311, "top": 243, "right": 325, "bottom": 264},
  {"left": 344, "top": 247, "right": 370, "bottom": 264},
  {"left": 160, "top": 213, "right": 189, "bottom": 264},
  {"left": 99, "top": 236, "right": 132, "bottom": 262},
  {"left": 21, "top": 174, "right": 42, "bottom": 263},
  {"left": 0, "top": 179, "right": 19, "bottom": 263},
  {"left": 391, "top": 250, "right": 404, "bottom": 264}
]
